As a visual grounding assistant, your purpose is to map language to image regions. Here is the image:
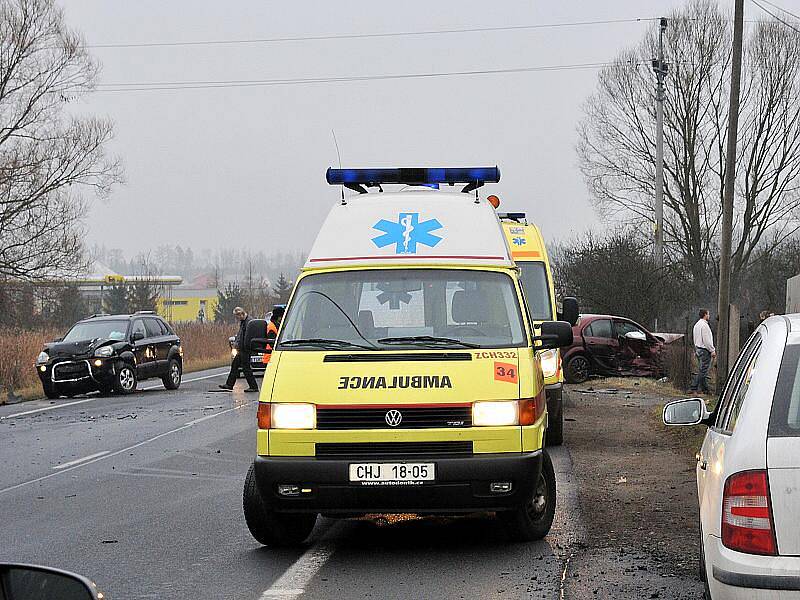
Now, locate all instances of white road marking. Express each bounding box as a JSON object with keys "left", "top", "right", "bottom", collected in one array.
[
  {"left": 53, "top": 451, "right": 110, "bottom": 470},
  {"left": 0, "top": 370, "right": 228, "bottom": 420},
  {"left": 259, "top": 542, "right": 336, "bottom": 600},
  {"left": 141, "top": 370, "right": 227, "bottom": 391},
  {"left": 0, "top": 400, "right": 255, "bottom": 496}
]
